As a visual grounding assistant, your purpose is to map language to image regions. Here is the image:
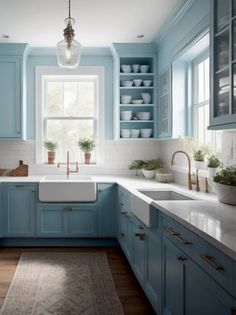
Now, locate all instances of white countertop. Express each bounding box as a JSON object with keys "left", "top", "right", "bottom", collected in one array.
[{"left": 0, "top": 175, "right": 236, "bottom": 260}]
